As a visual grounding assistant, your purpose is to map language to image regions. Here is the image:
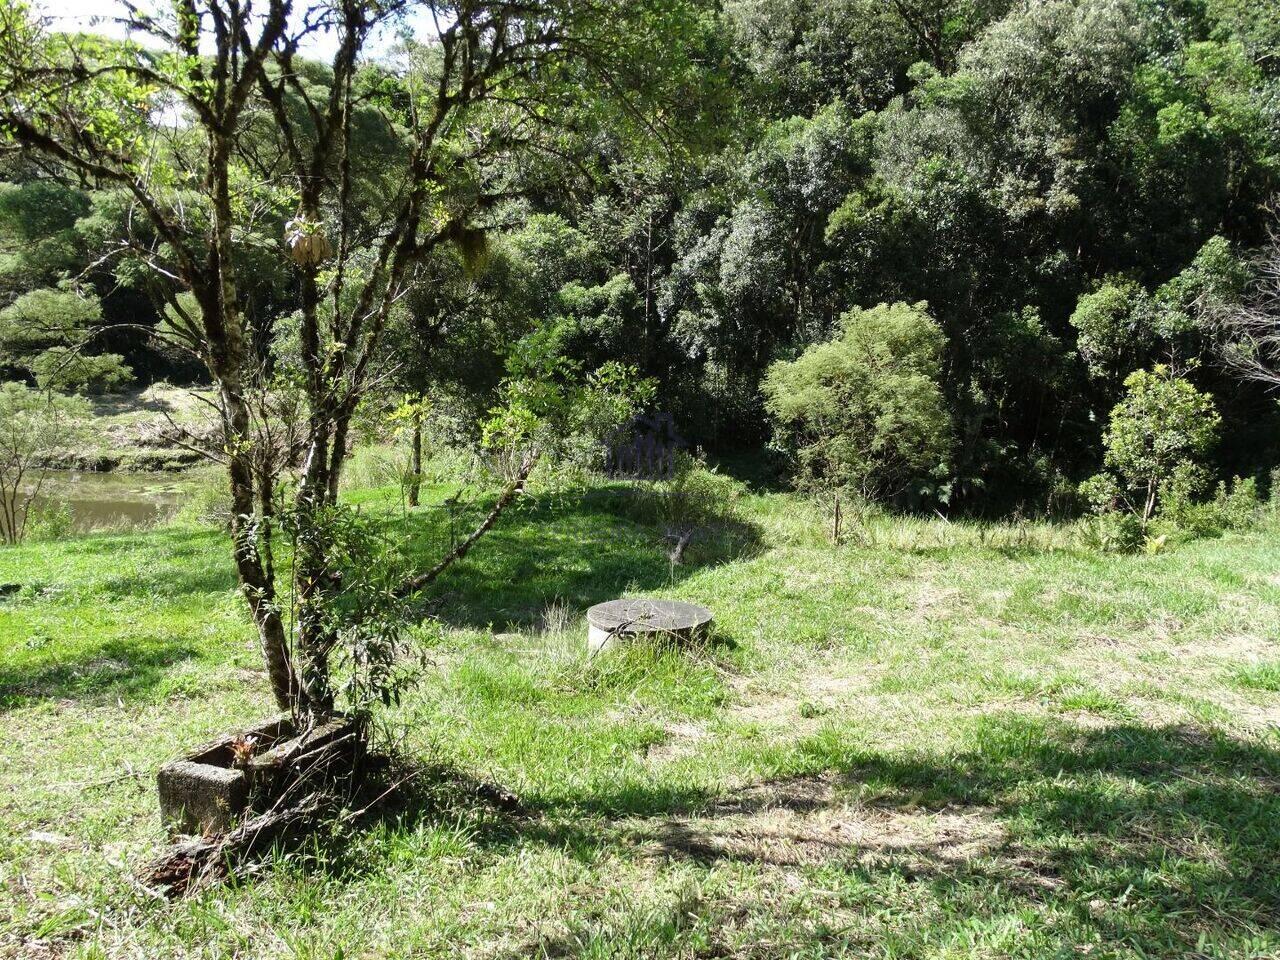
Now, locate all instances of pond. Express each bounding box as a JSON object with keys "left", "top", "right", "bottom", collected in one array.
[{"left": 8, "top": 470, "right": 197, "bottom": 536}]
